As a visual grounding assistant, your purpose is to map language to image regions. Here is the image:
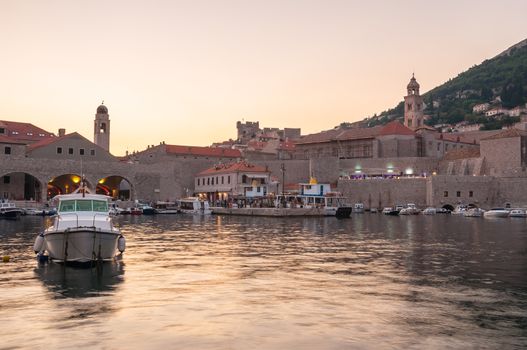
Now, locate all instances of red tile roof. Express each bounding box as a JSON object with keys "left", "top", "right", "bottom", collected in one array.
[
  {"left": 27, "top": 132, "right": 82, "bottom": 151},
  {"left": 166, "top": 145, "right": 241, "bottom": 158},
  {"left": 0, "top": 135, "right": 26, "bottom": 145},
  {"left": 481, "top": 128, "right": 527, "bottom": 141},
  {"left": 295, "top": 126, "right": 382, "bottom": 145},
  {"left": 437, "top": 133, "right": 479, "bottom": 145},
  {"left": 198, "top": 161, "right": 269, "bottom": 175},
  {"left": 0, "top": 120, "right": 54, "bottom": 143},
  {"left": 278, "top": 139, "right": 296, "bottom": 151},
  {"left": 379, "top": 121, "right": 415, "bottom": 136}
]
